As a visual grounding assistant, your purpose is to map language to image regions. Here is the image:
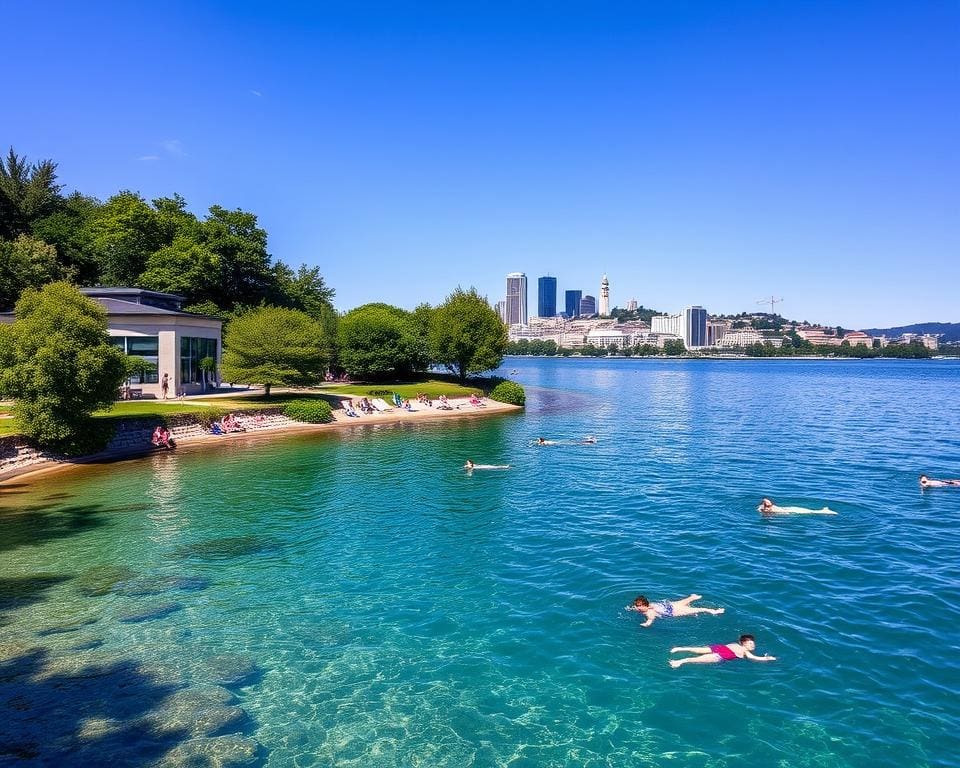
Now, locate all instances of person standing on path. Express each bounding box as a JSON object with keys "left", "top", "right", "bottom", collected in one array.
[{"left": 161, "top": 373, "right": 169, "bottom": 399}]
